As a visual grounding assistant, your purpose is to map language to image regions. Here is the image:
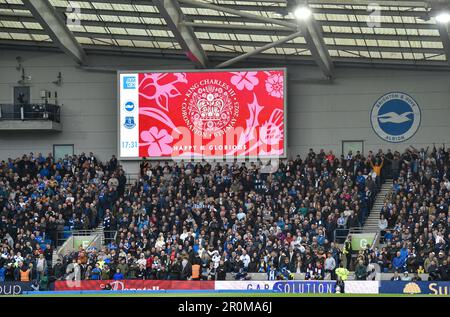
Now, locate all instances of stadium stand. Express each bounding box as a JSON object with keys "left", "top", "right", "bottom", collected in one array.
[{"left": 0, "top": 145, "right": 448, "bottom": 287}]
